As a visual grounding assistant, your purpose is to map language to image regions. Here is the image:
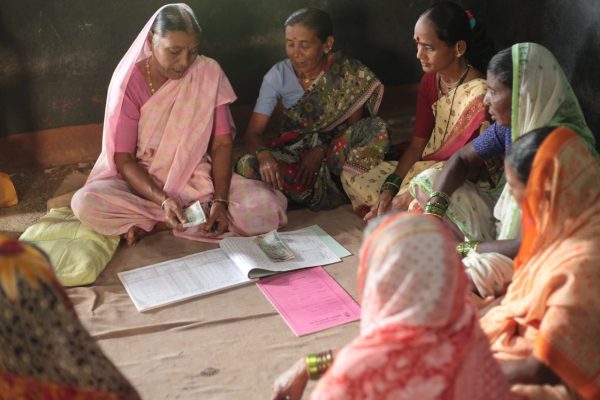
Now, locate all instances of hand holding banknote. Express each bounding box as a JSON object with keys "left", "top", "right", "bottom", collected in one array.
[
  {"left": 183, "top": 200, "right": 207, "bottom": 228},
  {"left": 257, "top": 230, "right": 295, "bottom": 261},
  {"left": 161, "top": 198, "right": 185, "bottom": 230}
]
